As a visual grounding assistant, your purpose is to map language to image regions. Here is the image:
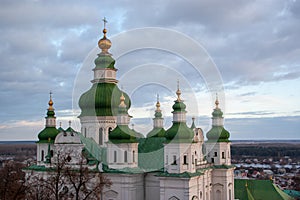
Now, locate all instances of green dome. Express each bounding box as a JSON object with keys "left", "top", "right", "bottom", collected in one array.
[
  {"left": 212, "top": 108, "right": 223, "bottom": 118},
  {"left": 147, "top": 127, "right": 165, "bottom": 138},
  {"left": 94, "top": 54, "right": 116, "bottom": 69},
  {"left": 47, "top": 110, "right": 55, "bottom": 117},
  {"left": 206, "top": 126, "right": 230, "bottom": 142},
  {"left": 38, "top": 127, "right": 59, "bottom": 143},
  {"left": 172, "top": 100, "right": 186, "bottom": 112},
  {"left": 165, "top": 122, "right": 194, "bottom": 141},
  {"left": 109, "top": 125, "right": 141, "bottom": 142},
  {"left": 154, "top": 111, "right": 162, "bottom": 118},
  {"left": 79, "top": 83, "right": 131, "bottom": 117}
]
